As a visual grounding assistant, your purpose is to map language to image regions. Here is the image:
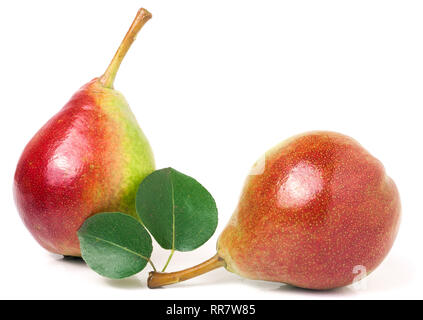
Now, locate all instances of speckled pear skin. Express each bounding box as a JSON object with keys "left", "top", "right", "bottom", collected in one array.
[
  {"left": 13, "top": 79, "right": 155, "bottom": 256},
  {"left": 217, "top": 131, "right": 400, "bottom": 290}
]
